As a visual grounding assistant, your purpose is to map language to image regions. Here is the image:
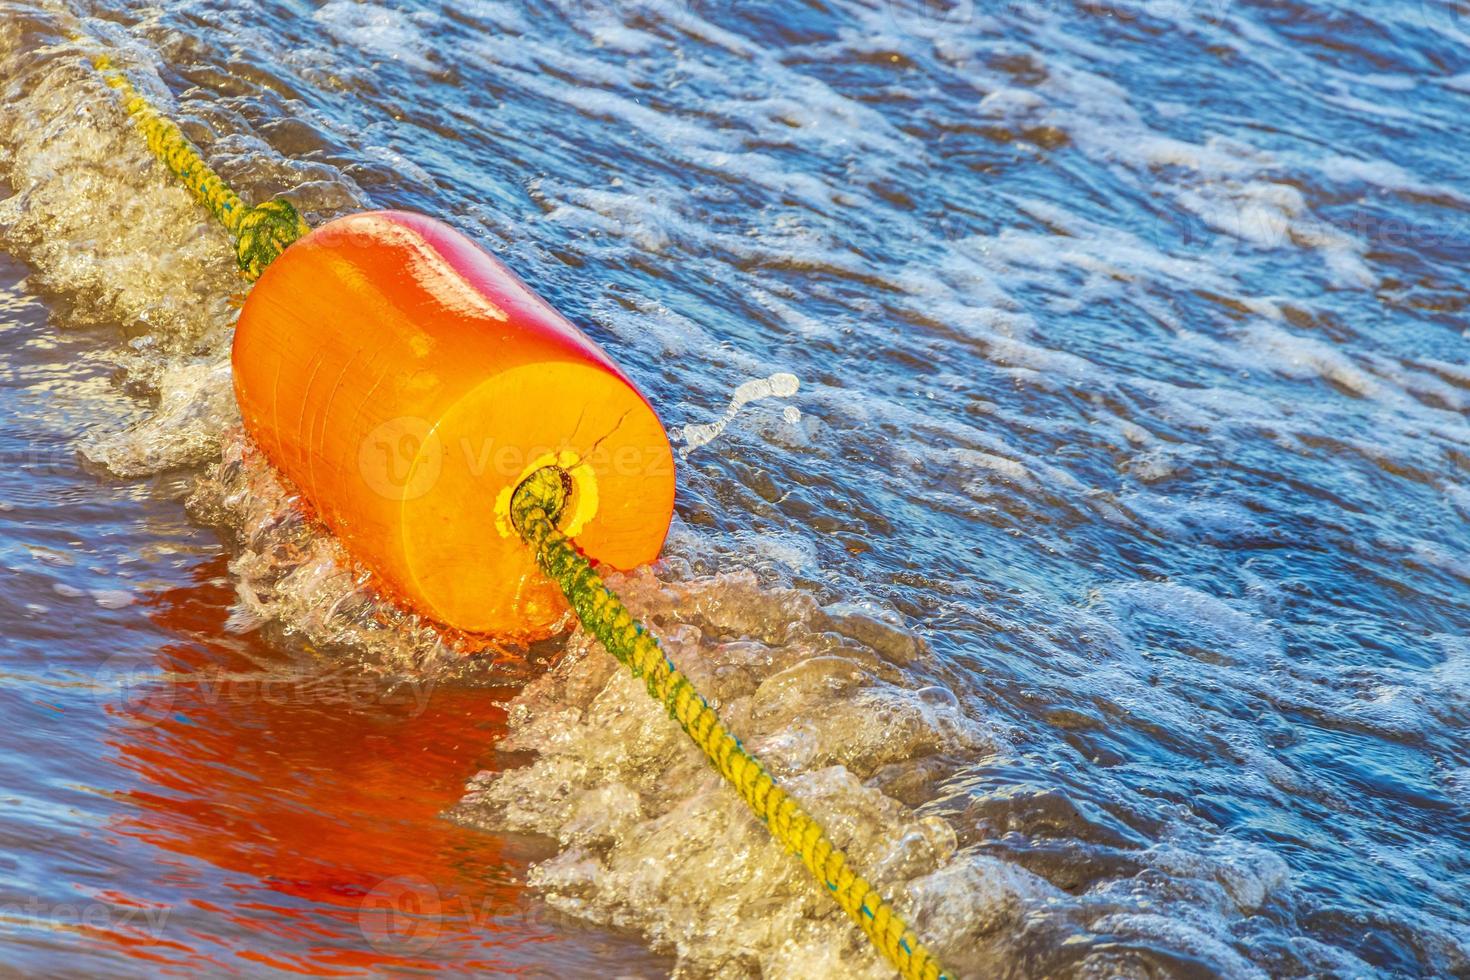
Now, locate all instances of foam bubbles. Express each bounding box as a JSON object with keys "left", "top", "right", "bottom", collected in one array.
[{"left": 680, "top": 371, "right": 800, "bottom": 454}]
